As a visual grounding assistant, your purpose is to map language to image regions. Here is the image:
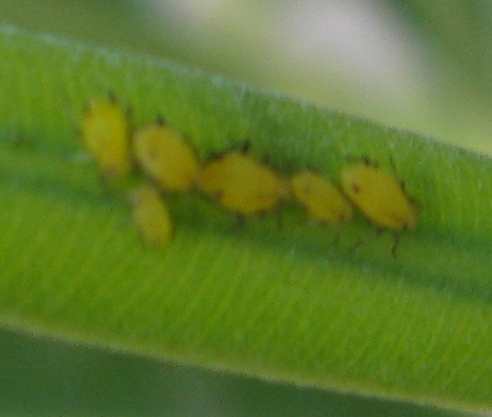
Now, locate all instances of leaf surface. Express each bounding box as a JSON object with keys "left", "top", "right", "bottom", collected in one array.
[{"left": 1, "top": 25, "right": 491, "bottom": 413}]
